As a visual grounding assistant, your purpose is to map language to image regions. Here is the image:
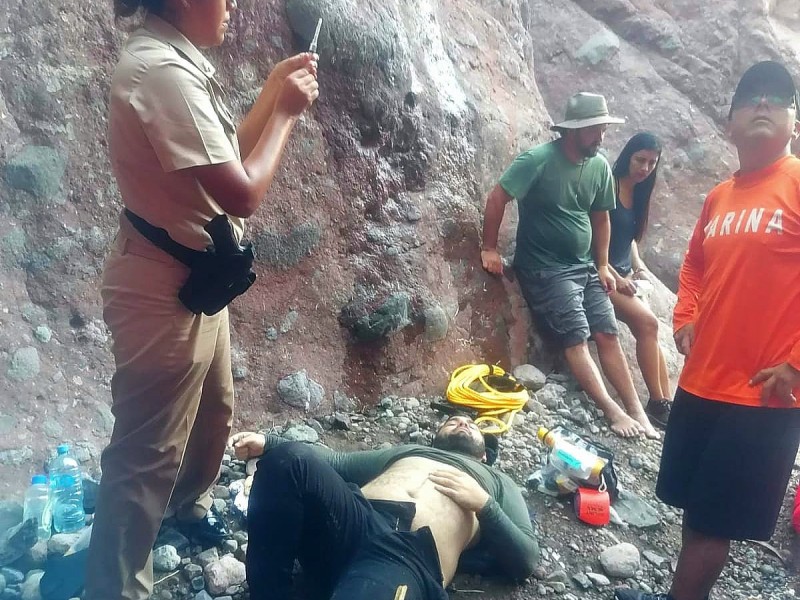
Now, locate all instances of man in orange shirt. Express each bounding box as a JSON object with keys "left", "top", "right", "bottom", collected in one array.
[{"left": 615, "top": 61, "right": 800, "bottom": 600}]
